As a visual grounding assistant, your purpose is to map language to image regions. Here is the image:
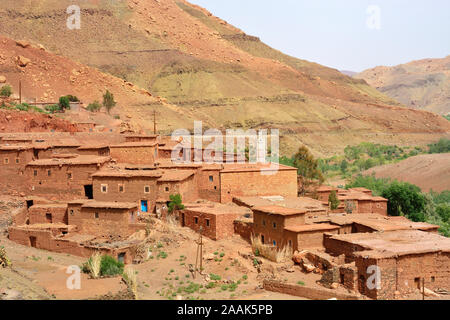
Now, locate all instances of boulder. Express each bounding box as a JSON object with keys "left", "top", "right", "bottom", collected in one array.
[
  {"left": 16, "top": 40, "right": 30, "bottom": 48},
  {"left": 16, "top": 55, "right": 31, "bottom": 67},
  {"left": 303, "top": 263, "right": 315, "bottom": 273},
  {"left": 330, "top": 283, "right": 339, "bottom": 290},
  {"left": 0, "top": 75, "right": 6, "bottom": 83}
]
